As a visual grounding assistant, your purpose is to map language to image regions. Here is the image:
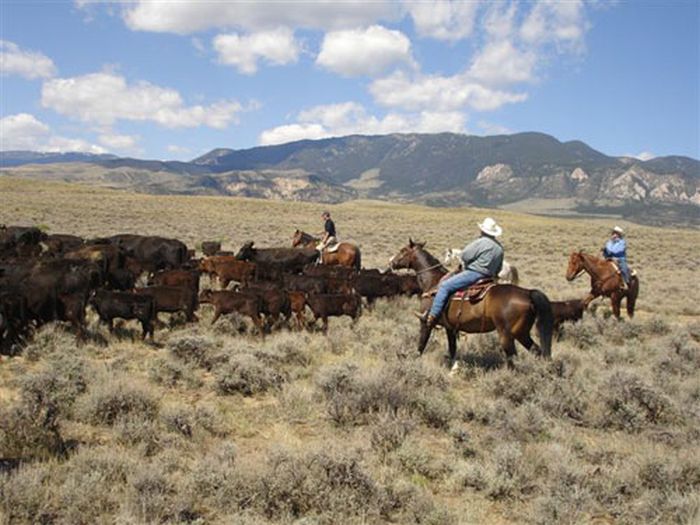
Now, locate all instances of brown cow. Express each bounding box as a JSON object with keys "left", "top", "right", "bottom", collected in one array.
[
  {"left": 198, "top": 289, "right": 264, "bottom": 334},
  {"left": 305, "top": 293, "right": 362, "bottom": 333},
  {"left": 199, "top": 256, "right": 256, "bottom": 289},
  {"left": 89, "top": 289, "right": 156, "bottom": 339},
  {"left": 148, "top": 269, "right": 200, "bottom": 294},
  {"left": 201, "top": 241, "right": 221, "bottom": 256},
  {"left": 134, "top": 286, "right": 198, "bottom": 322},
  {"left": 551, "top": 299, "right": 586, "bottom": 339},
  {"left": 287, "top": 291, "right": 307, "bottom": 331}
]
